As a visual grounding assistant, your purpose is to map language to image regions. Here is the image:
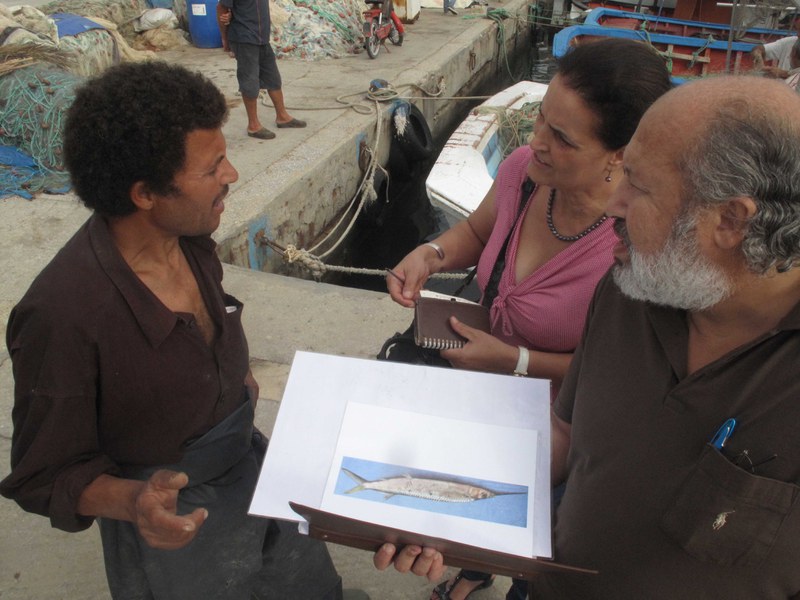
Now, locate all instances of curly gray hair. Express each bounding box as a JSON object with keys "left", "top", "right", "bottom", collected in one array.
[{"left": 680, "top": 100, "right": 800, "bottom": 274}]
